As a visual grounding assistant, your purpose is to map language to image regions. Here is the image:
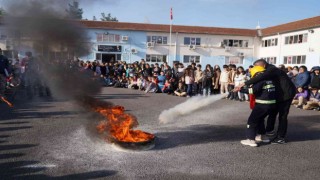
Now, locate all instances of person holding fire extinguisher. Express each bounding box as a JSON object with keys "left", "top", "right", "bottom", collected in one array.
[
  {"left": 235, "top": 59, "right": 296, "bottom": 144},
  {"left": 238, "top": 66, "right": 277, "bottom": 147}
]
